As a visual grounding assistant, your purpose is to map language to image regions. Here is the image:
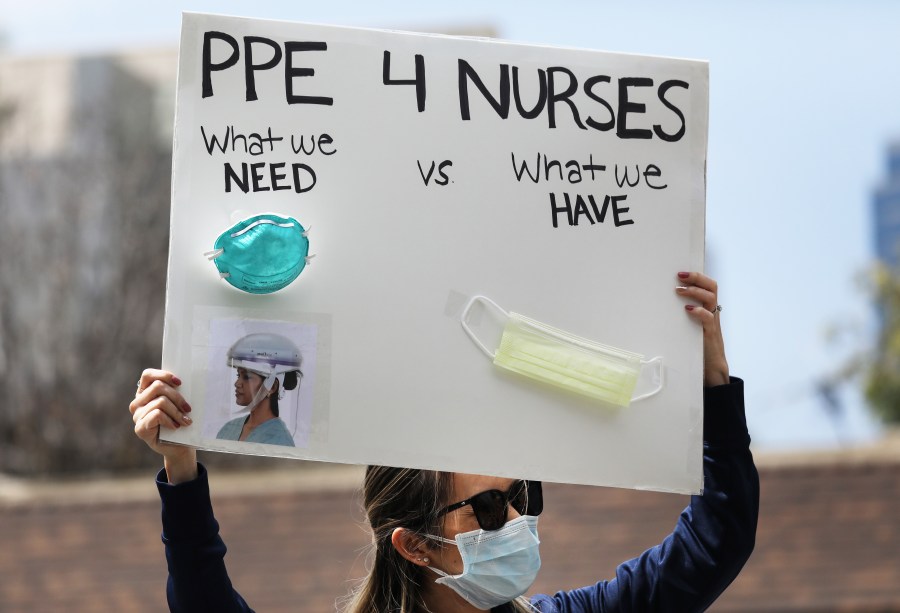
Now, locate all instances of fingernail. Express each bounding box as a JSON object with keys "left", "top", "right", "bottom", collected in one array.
[
  {"left": 685, "top": 305, "right": 695, "bottom": 311},
  {"left": 172, "top": 376, "right": 183, "bottom": 386},
  {"left": 675, "top": 286, "right": 688, "bottom": 292},
  {"left": 677, "top": 272, "right": 690, "bottom": 279},
  {"left": 183, "top": 414, "right": 192, "bottom": 424},
  {"left": 182, "top": 402, "right": 192, "bottom": 413}
]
